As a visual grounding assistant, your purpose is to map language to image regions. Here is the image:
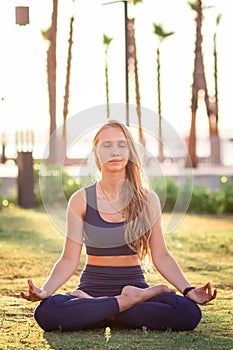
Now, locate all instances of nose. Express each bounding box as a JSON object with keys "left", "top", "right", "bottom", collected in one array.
[{"left": 110, "top": 144, "right": 120, "bottom": 156}]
